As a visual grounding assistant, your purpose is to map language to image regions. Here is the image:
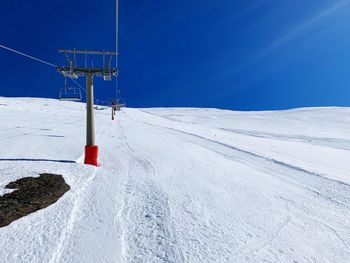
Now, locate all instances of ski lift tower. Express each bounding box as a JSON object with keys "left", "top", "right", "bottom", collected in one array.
[{"left": 57, "top": 49, "right": 118, "bottom": 166}]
